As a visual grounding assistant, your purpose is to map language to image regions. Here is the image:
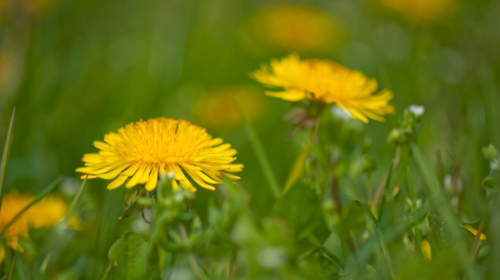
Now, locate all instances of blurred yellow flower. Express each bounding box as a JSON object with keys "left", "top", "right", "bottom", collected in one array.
[
  {"left": 239, "top": 5, "right": 344, "bottom": 55},
  {"left": 420, "top": 239, "right": 432, "bottom": 261},
  {"left": 251, "top": 54, "right": 394, "bottom": 123},
  {"left": 374, "top": 0, "right": 456, "bottom": 23},
  {"left": 192, "top": 86, "right": 266, "bottom": 129},
  {"left": 0, "top": 0, "right": 57, "bottom": 16},
  {"left": 0, "top": 193, "right": 76, "bottom": 262},
  {"left": 76, "top": 118, "right": 243, "bottom": 192}
]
